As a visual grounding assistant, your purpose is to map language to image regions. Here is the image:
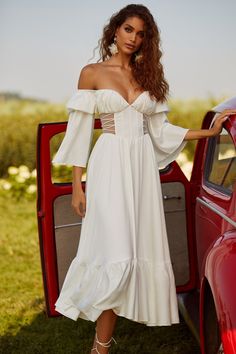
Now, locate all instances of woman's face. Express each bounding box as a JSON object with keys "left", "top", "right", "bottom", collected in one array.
[{"left": 115, "top": 16, "right": 145, "bottom": 54}]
